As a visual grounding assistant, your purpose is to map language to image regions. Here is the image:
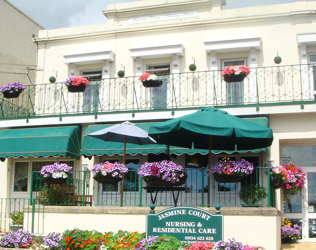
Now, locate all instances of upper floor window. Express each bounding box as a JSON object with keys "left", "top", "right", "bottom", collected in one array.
[
  {"left": 222, "top": 59, "right": 246, "bottom": 105},
  {"left": 81, "top": 70, "right": 102, "bottom": 113},
  {"left": 310, "top": 55, "right": 316, "bottom": 92}
]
